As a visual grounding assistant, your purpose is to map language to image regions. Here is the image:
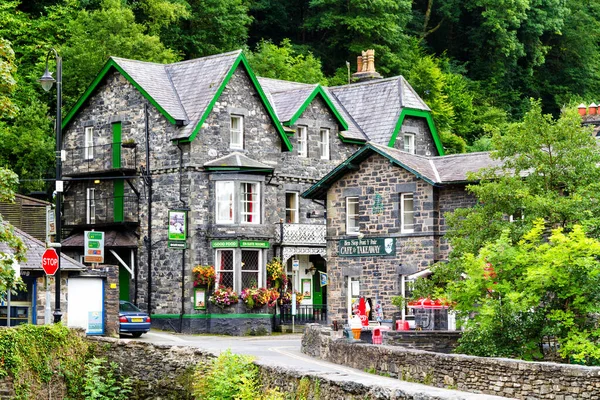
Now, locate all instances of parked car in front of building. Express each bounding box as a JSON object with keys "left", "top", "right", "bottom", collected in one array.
[{"left": 119, "top": 300, "right": 150, "bottom": 337}]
